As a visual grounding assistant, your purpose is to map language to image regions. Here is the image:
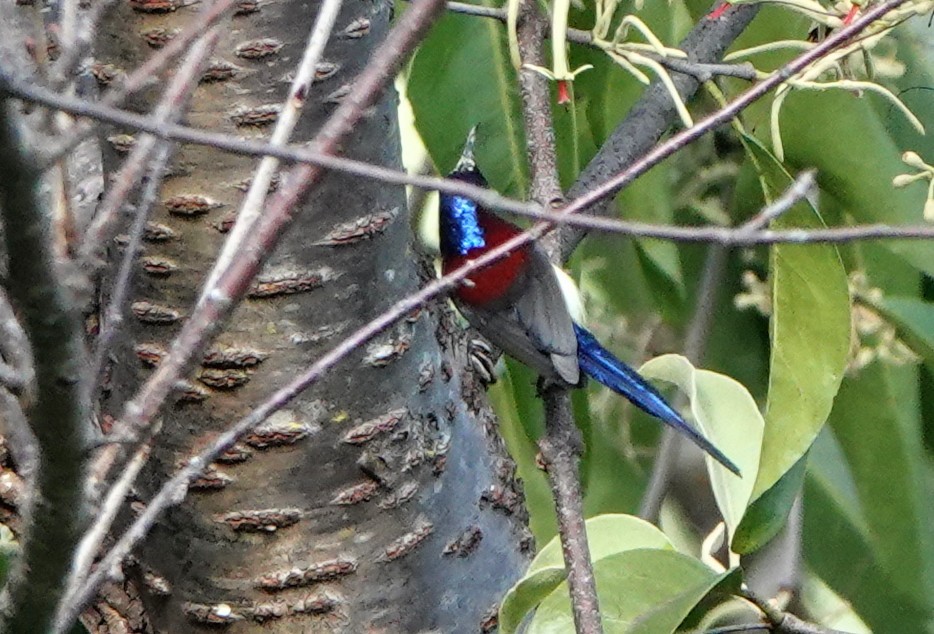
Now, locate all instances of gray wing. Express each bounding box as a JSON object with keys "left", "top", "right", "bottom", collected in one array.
[
  {"left": 457, "top": 304, "right": 557, "bottom": 380},
  {"left": 513, "top": 247, "right": 579, "bottom": 384},
  {"left": 457, "top": 246, "right": 580, "bottom": 385}
]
